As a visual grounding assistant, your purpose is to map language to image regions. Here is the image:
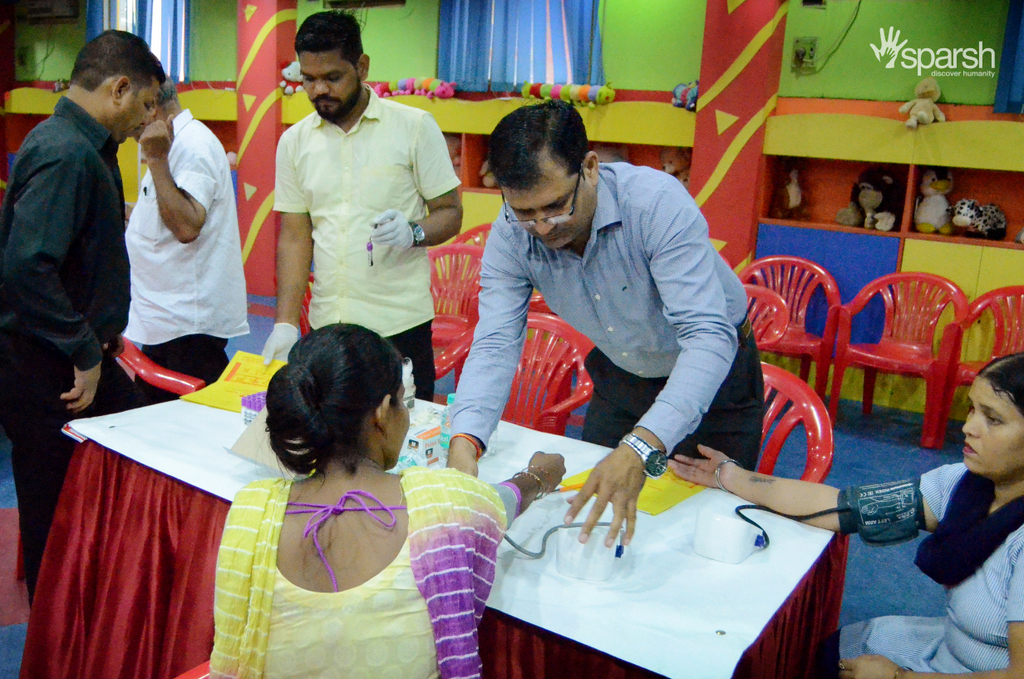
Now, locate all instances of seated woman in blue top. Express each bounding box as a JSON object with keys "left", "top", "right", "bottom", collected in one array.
[{"left": 672, "top": 352, "right": 1024, "bottom": 679}]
